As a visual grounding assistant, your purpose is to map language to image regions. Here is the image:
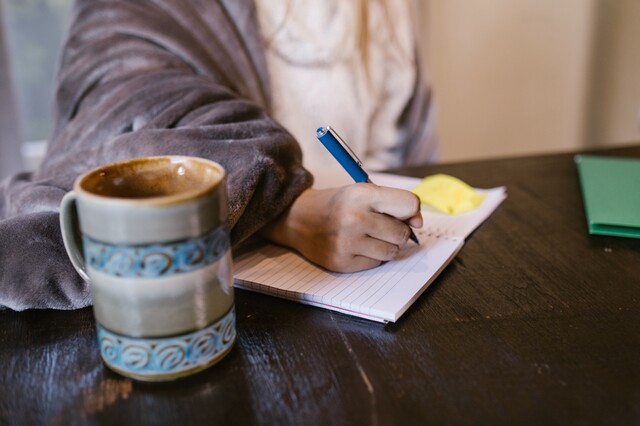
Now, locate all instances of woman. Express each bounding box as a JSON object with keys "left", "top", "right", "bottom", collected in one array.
[{"left": 0, "top": 0, "right": 437, "bottom": 309}]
